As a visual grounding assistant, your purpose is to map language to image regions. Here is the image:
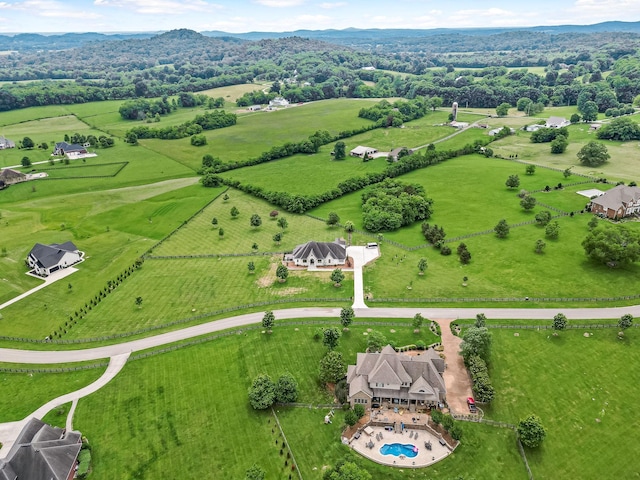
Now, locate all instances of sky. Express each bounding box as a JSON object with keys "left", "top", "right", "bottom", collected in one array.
[{"left": 1, "top": 0, "right": 640, "bottom": 34}]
